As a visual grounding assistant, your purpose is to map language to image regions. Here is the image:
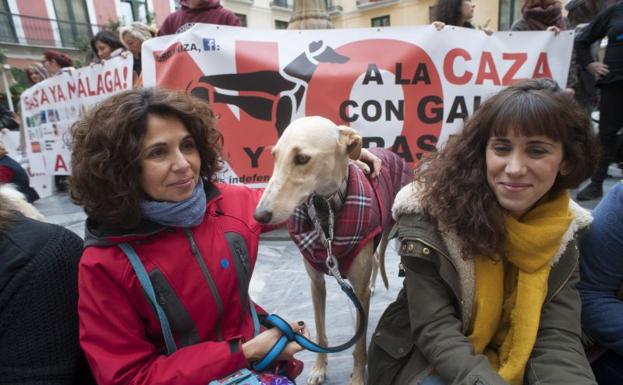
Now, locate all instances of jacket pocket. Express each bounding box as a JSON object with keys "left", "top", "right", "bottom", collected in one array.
[{"left": 368, "top": 295, "right": 415, "bottom": 385}]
